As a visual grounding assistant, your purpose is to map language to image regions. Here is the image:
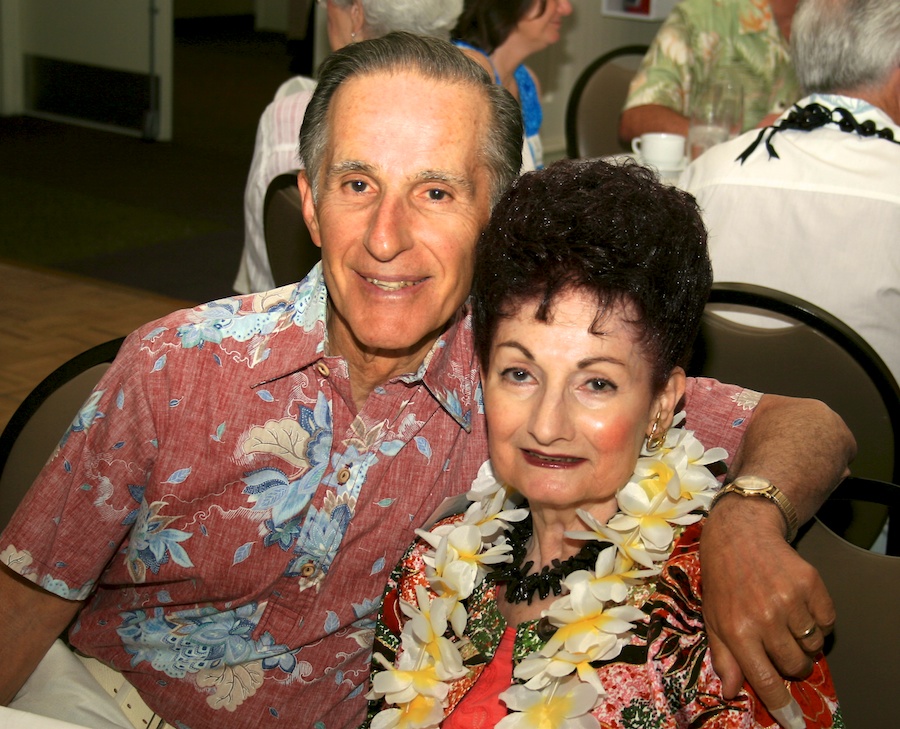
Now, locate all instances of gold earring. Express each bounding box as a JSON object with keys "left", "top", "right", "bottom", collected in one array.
[{"left": 646, "top": 411, "right": 667, "bottom": 453}]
